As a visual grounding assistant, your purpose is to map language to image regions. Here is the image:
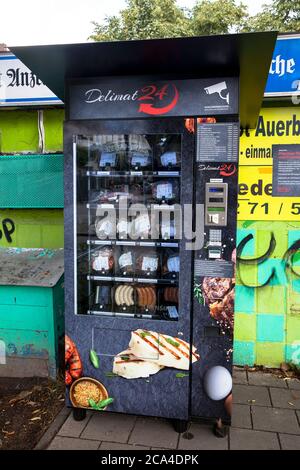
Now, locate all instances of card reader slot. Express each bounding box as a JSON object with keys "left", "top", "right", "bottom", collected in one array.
[{"left": 209, "top": 197, "right": 224, "bottom": 203}]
